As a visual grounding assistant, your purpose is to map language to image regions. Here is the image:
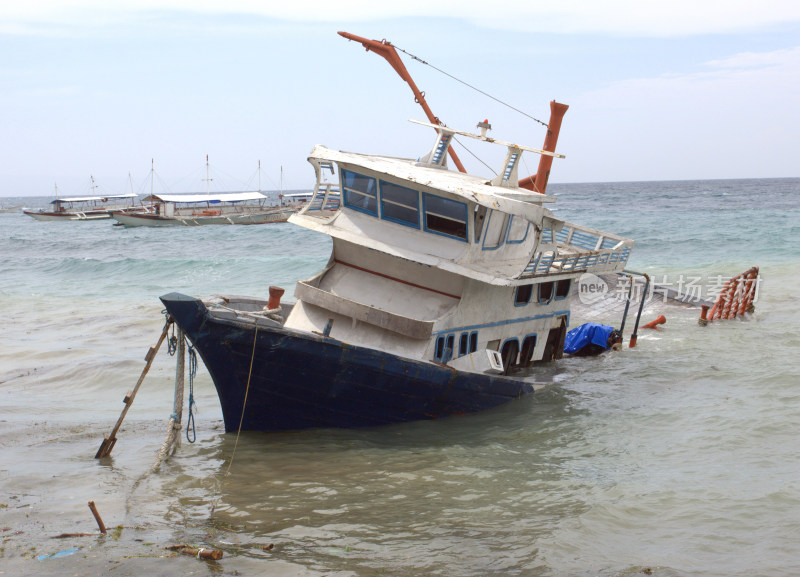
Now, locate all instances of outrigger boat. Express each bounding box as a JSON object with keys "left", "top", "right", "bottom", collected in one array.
[
  {"left": 111, "top": 192, "right": 296, "bottom": 226},
  {"left": 112, "top": 158, "right": 298, "bottom": 226},
  {"left": 24, "top": 193, "right": 139, "bottom": 221}
]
